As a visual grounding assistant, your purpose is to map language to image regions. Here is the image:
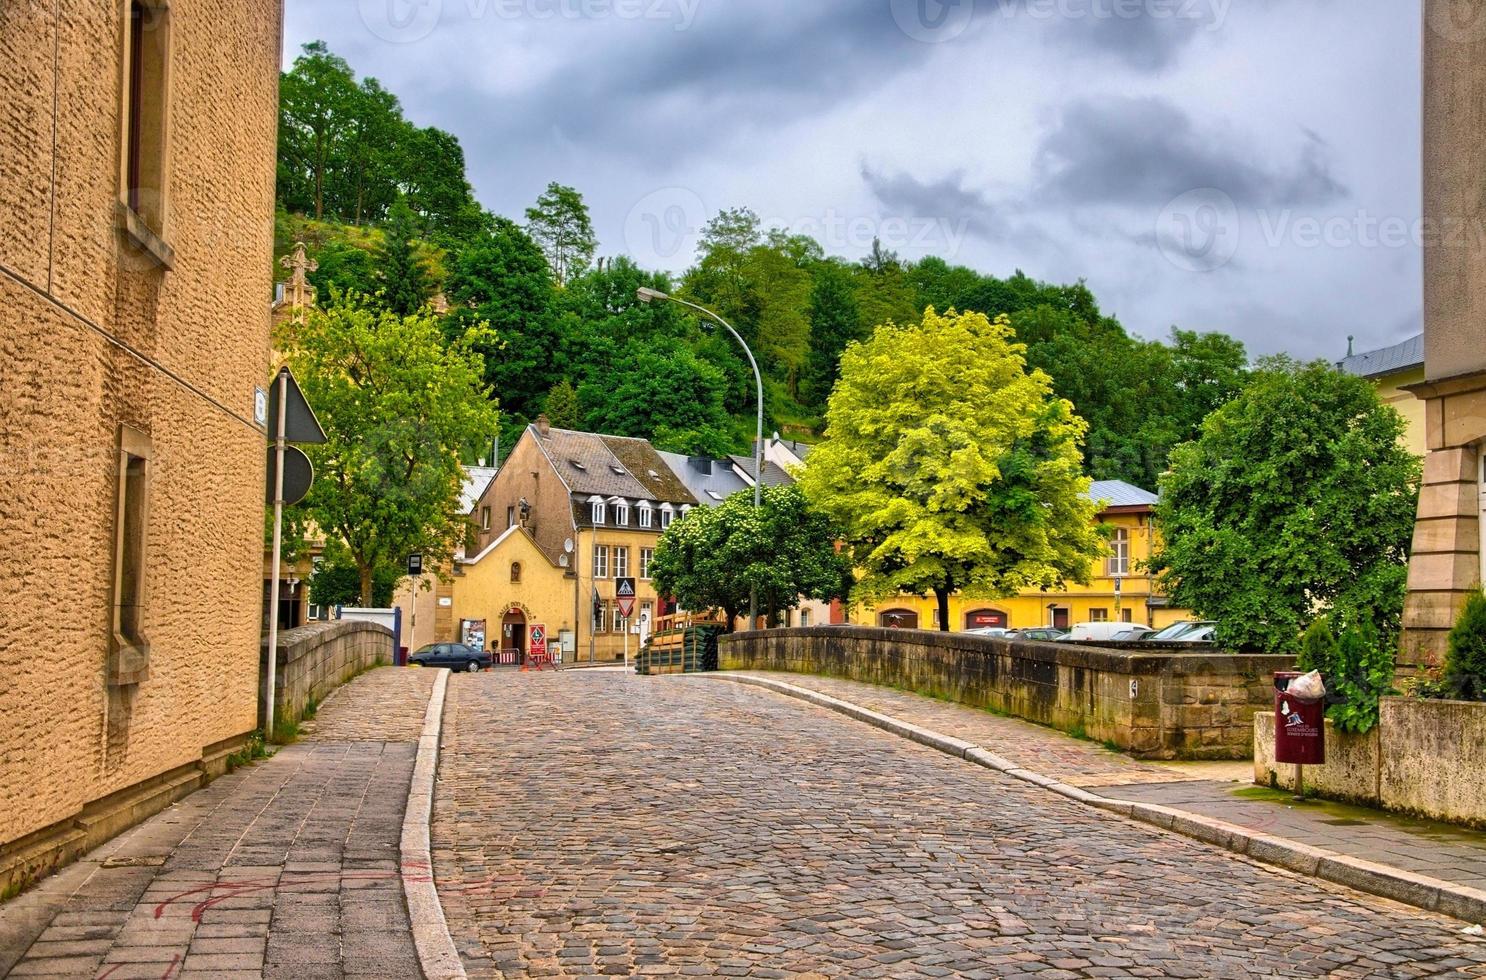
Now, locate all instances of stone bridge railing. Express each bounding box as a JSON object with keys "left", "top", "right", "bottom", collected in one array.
[
  {"left": 259, "top": 620, "right": 394, "bottom": 729},
  {"left": 721, "top": 627, "right": 1295, "bottom": 760}
]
